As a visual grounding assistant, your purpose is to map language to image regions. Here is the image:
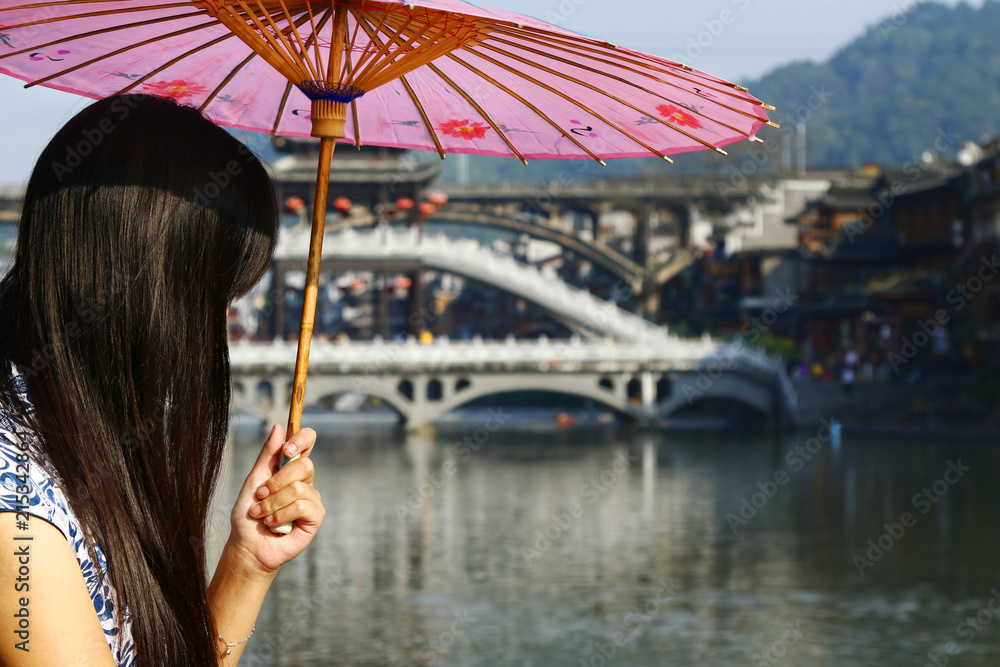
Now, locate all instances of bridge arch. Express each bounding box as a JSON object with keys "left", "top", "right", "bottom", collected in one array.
[
  {"left": 659, "top": 373, "right": 774, "bottom": 419},
  {"left": 329, "top": 209, "right": 644, "bottom": 290},
  {"left": 303, "top": 376, "right": 412, "bottom": 421},
  {"left": 427, "top": 373, "right": 640, "bottom": 423},
  {"left": 290, "top": 230, "right": 670, "bottom": 343}
]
